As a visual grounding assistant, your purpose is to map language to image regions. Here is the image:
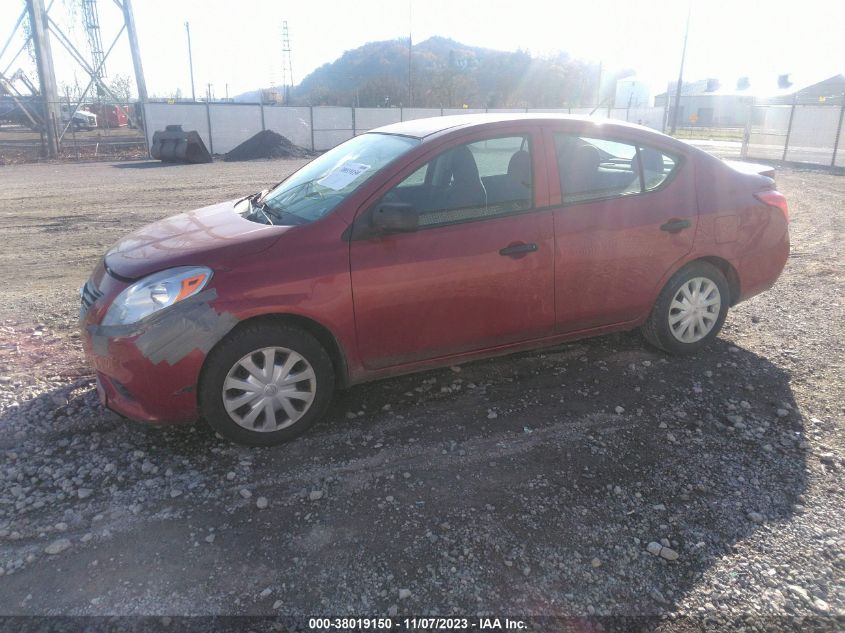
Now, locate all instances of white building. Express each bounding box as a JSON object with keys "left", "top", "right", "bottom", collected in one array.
[{"left": 614, "top": 77, "right": 651, "bottom": 108}]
